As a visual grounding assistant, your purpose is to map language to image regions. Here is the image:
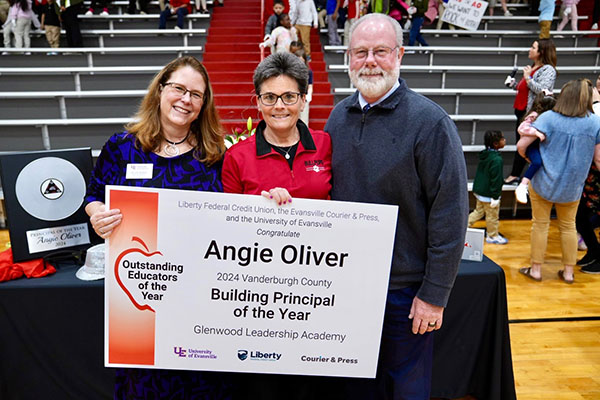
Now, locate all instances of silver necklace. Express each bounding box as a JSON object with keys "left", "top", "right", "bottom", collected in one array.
[
  {"left": 163, "top": 132, "right": 189, "bottom": 157},
  {"left": 280, "top": 144, "right": 294, "bottom": 160},
  {"left": 273, "top": 142, "right": 299, "bottom": 160}
]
